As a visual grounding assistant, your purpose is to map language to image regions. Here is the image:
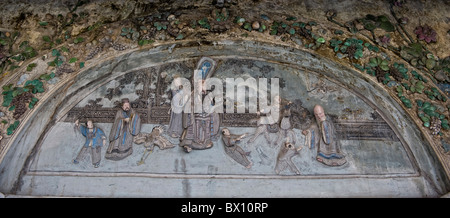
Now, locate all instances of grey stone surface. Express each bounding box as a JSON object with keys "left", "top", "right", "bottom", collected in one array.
[
  {"left": 18, "top": 174, "right": 437, "bottom": 198},
  {"left": 29, "top": 123, "right": 414, "bottom": 176}
]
